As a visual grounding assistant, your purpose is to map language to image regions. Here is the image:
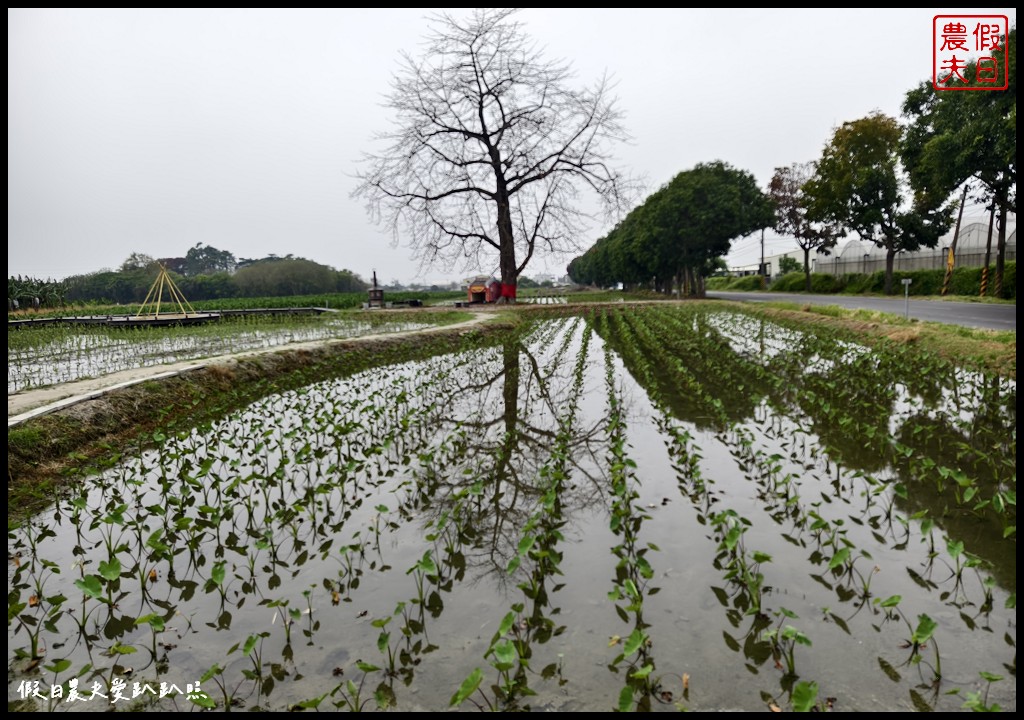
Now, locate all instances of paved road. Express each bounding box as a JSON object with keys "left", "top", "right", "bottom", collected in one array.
[{"left": 706, "top": 292, "right": 1016, "bottom": 331}]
